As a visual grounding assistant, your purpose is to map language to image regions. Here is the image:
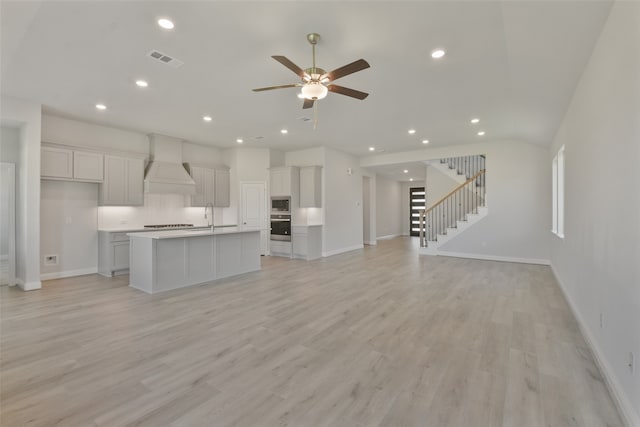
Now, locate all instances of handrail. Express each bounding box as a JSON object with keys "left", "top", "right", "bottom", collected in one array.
[{"left": 422, "top": 169, "right": 485, "bottom": 217}]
